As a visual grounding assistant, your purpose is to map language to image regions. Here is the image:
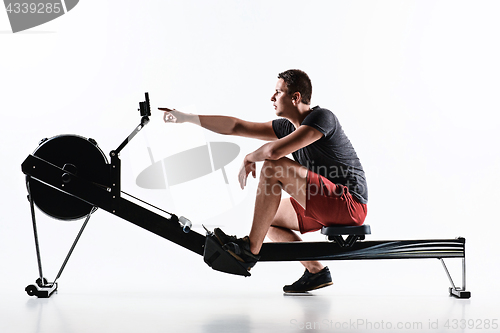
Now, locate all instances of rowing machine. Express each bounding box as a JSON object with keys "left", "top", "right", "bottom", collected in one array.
[{"left": 21, "top": 93, "right": 470, "bottom": 299}]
